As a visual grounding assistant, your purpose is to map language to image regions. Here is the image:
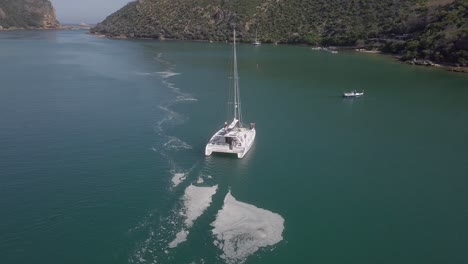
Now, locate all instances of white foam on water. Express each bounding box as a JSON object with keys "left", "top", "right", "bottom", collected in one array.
[
  {"left": 167, "top": 185, "right": 218, "bottom": 249},
  {"left": 155, "top": 71, "right": 181, "bottom": 79},
  {"left": 159, "top": 76, "right": 196, "bottom": 104},
  {"left": 176, "top": 94, "right": 198, "bottom": 102},
  {"left": 155, "top": 53, "right": 163, "bottom": 61},
  {"left": 134, "top": 71, "right": 154, "bottom": 76},
  {"left": 134, "top": 71, "right": 182, "bottom": 80},
  {"left": 129, "top": 225, "right": 158, "bottom": 264},
  {"left": 154, "top": 53, "right": 173, "bottom": 68},
  {"left": 171, "top": 172, "right": 186, "bottom": 188},
  {"left": 162, "top": 79, "right": 180, "bottom": 93},
  {"left": 155, "top": 106, "right": 186, "bottom": 134},
  {"left": 184, "top": 184, "right": 218, "bottom": 227},
  {"left": 163, "top": 136, "right": 192, "bottom": 151},
  {"left": 196, "top": 177, "right": 204, "bottom": 184},
  {"left": 152, "top": 54, "right": 193, "bottom": 103},
  {"left": 168, "top": 229, "right": 189, "bottom": 248},
  {"left": 160, "top": 79, "right": 185, "bottom": 97},
  {"left": 158, "top": 105, "right": 178, "bottom": 117},
  {"left": 128, "top": 210, "right": 156, "bottom": 234},
  {"left": 211, "top": 192, "right": 285, "bottom": 264}
]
